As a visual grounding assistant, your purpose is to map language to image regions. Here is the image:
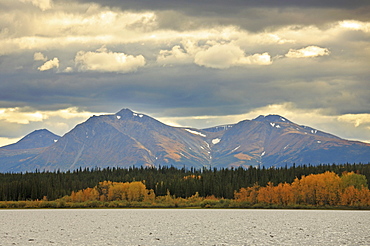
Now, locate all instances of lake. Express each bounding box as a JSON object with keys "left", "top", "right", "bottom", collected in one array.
[{"left": 1, "top": 209, "right": 369, "bottom": 245}]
